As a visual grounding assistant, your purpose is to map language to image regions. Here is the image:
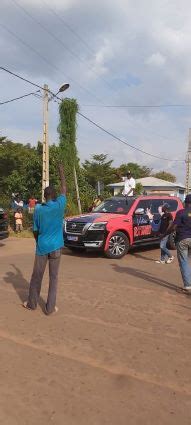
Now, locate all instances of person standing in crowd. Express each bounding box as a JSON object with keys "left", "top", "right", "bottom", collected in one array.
[
  {"left": 28, "top": 195, "right": 37, "bottom": 213},
  {"left": 23, "top": 164, "right": 66, "bottom": 315},
  {"left": 14, "top": 208, "right": 23, "bottom": 233},
  {"left": 13, "top": 195, "right": 24, "bottom": 210},
  {"left": 122, "top": 171, "right": 136, "bottom": 197},
  {"left": 169, "top": 194, "right": 191, "bottom": 292},
  {"left": 155, "top": 203, "right": 174, "bottom": 264}
]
